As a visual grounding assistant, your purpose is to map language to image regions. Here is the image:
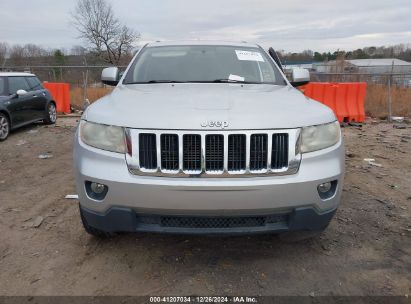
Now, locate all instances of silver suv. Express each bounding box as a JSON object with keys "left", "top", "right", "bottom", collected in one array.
[{"left": 74, "top": 41, "right": 344, "bottom": 238}]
